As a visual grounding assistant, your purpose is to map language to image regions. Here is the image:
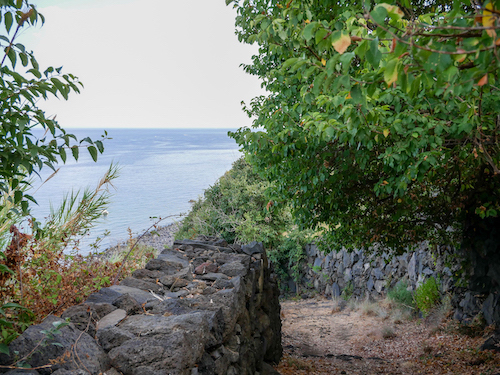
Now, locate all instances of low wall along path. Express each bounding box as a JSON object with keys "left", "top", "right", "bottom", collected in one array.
[{"left": 0, "top": 239, "right": 282, "bottom": 375}]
